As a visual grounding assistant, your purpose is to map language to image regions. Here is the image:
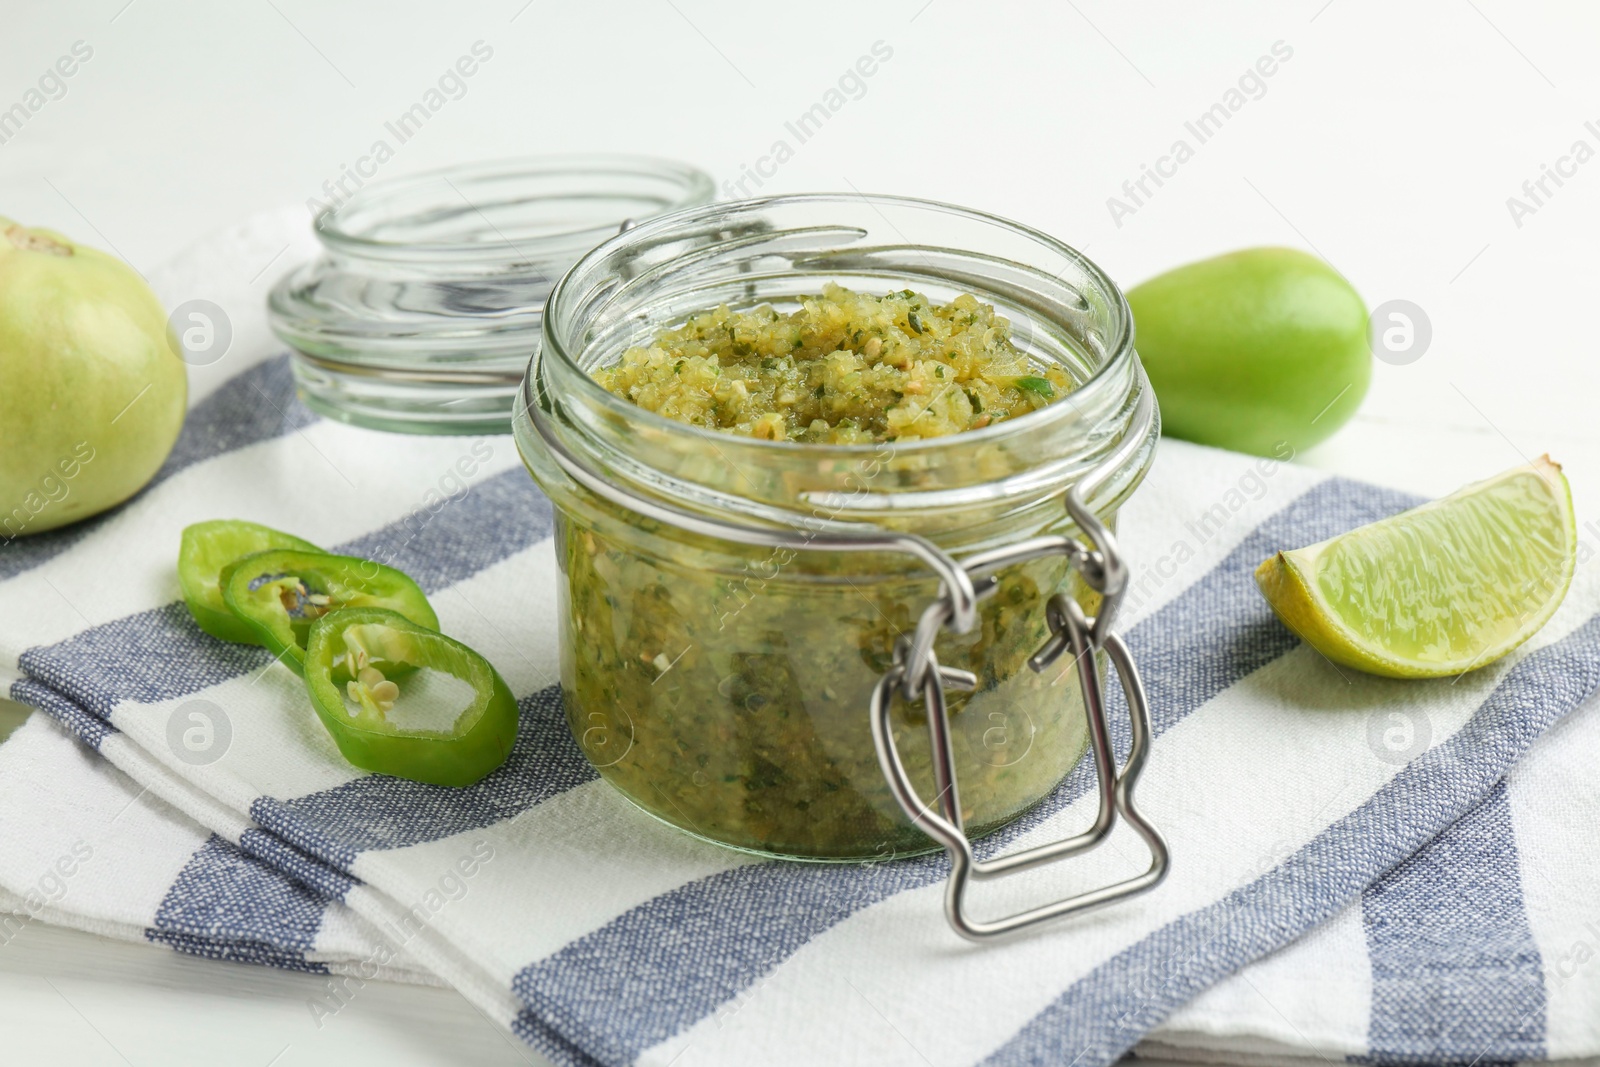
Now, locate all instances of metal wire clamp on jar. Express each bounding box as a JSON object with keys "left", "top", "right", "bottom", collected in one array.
[{"left": 516, "top": 193, "right": 1170, "bottom": 940}]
